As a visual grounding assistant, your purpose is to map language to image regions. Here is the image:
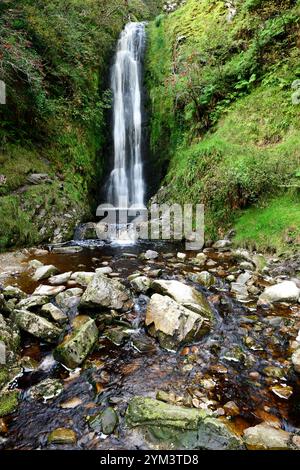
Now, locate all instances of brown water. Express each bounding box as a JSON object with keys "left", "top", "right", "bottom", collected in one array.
[{"left": 1, "top": 241, "right": 300, "bottom": 450}]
